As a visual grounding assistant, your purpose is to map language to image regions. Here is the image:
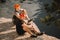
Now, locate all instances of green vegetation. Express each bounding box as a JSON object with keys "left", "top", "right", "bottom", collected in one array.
[{"left": 40, "top": 0, "right": 60, "bottom": 27}]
